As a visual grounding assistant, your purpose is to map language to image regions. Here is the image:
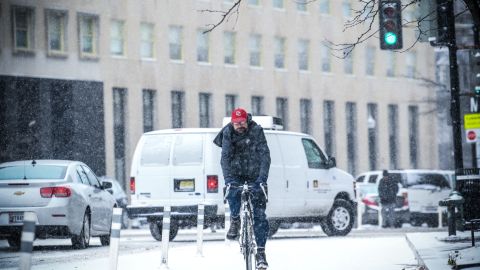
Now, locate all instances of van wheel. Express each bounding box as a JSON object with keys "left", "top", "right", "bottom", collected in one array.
[
  {"left": 268, "top": 220, "right": 280, "bottom": 237},
  {"left": 324, "top": 199, "right": 354, "bottom": 236},
  {"left": 149, "top": 221, "right": 178, "bottom": 241}
]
